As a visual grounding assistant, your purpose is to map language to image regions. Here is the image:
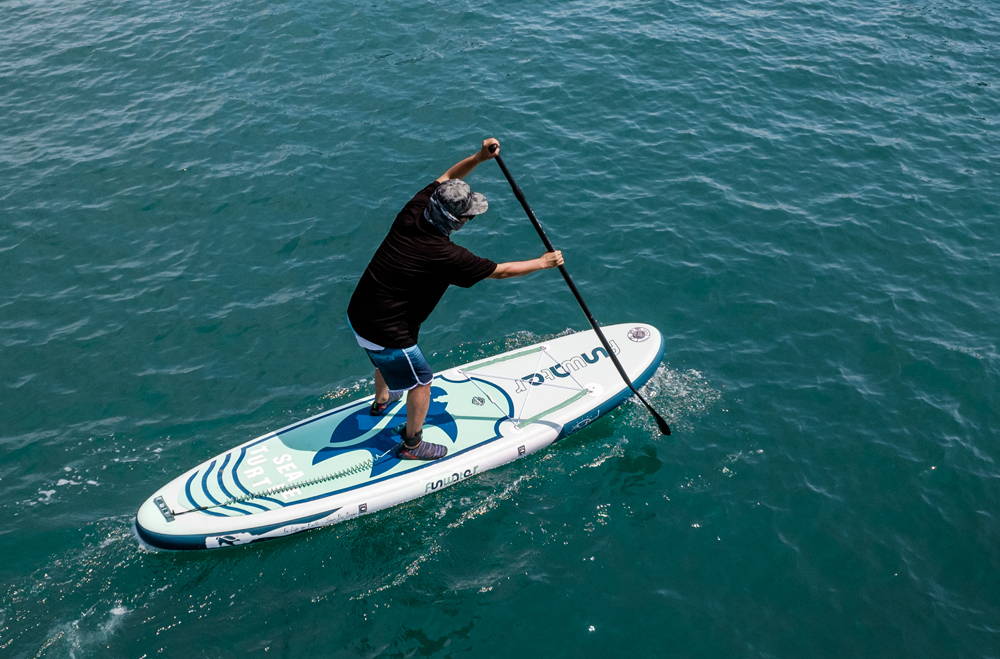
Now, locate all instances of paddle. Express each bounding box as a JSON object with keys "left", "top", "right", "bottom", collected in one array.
[{"left": 490, "top": 144, "right": 672, "bottom": 435}]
